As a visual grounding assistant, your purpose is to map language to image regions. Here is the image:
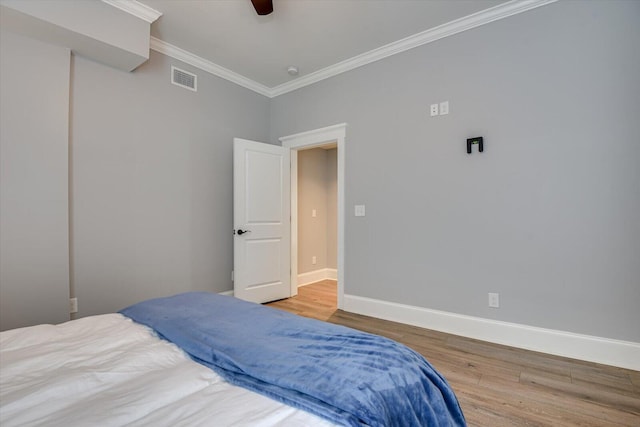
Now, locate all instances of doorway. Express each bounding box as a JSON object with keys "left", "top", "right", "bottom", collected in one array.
[
  {"left": 296, "top": 145, "right": 337, "bottom": 306},
  {"left": 280, "top": 124, "right": 346, "bottom": 309}
]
